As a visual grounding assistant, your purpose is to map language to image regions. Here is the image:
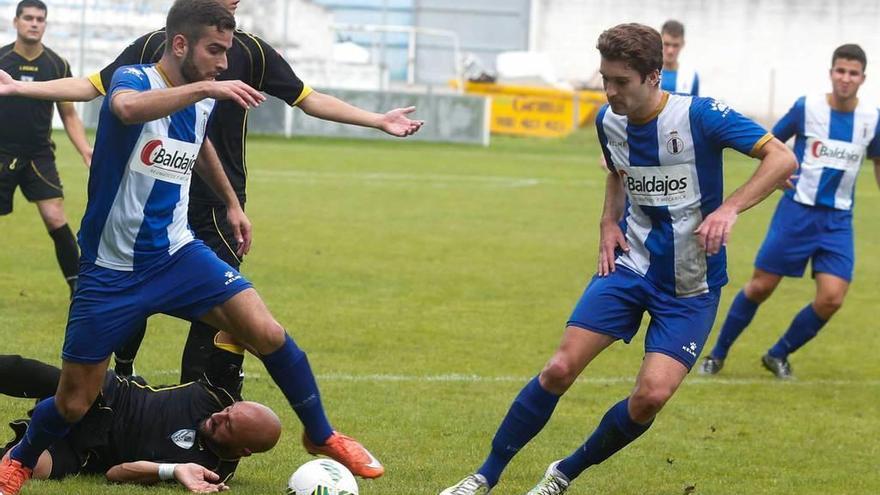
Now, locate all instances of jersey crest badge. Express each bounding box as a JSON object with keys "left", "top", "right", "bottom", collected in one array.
[
  {"left": 170, "top": 429, "right": 196, "bottom": 449},
  {"left": 666, "top": 130, "right": 685, "bottom": 155}
]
